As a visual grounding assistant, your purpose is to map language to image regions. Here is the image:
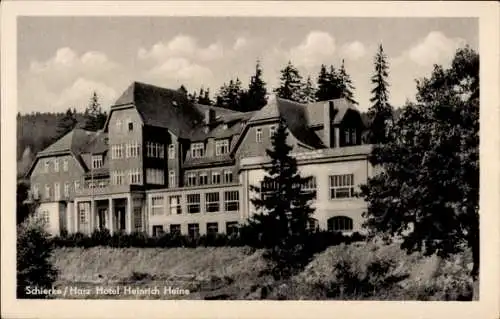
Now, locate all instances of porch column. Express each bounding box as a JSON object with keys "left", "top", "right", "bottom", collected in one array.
[
  {"left": 108, "top": 198, "right": 114, "bottom": 234},
  {"left": 74, "top": 200, "right": 79, "bottom": 233},
  {"left": 66, "top": 202, "right": 73, "bottom": 234},
  {"left": 334, "top": 127, "right": 340, "bottom": 148},
  {"left": 91, "top": 200, "right": 96, "bottom": 232},
  {"left": 126, "top": 195, "right": 132, "bottom": 234}
]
